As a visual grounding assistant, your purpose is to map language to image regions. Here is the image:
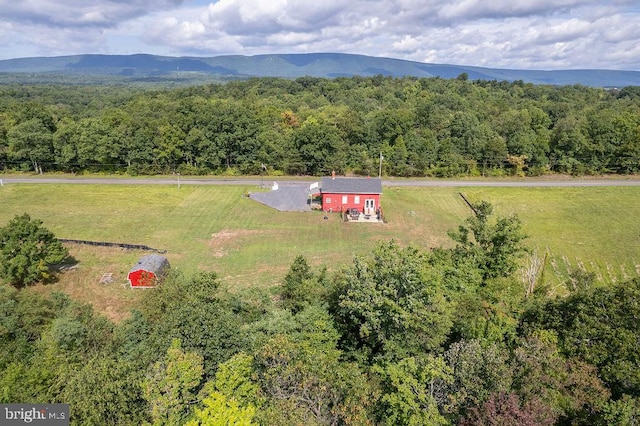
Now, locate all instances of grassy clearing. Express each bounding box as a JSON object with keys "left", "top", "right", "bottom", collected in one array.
[
  {"left": 1, "top": 183, "right": 639, "bottom": 320},
  {"left": 28, "top": 245, "right": 146, "bottom": 323},
  {"left": 457, "top": 187, "right": 640, "bottom": 291}
]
